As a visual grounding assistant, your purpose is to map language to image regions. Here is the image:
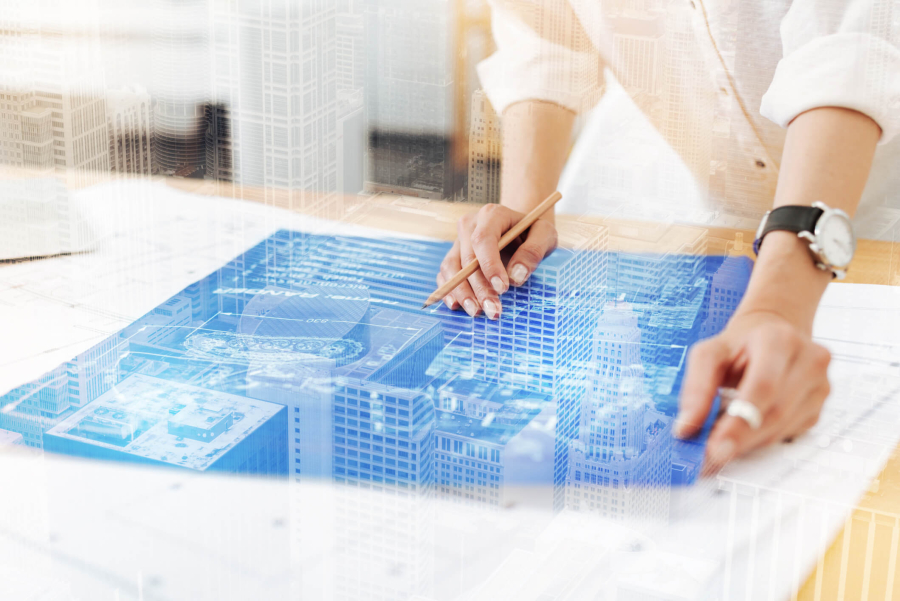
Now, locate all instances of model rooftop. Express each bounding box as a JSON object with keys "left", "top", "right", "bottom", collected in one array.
[
  {"left": 436, "top": 376, "right": 550, "bottom": 408},
  {"left": 434, "top": 404, "right": 545, "bottom": 446},
  {"left": 45, "top": 374, "right": 284, "bottom": 471},
  {"left": 434, "top": 376, "right": 551, "bottom": 444}
]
